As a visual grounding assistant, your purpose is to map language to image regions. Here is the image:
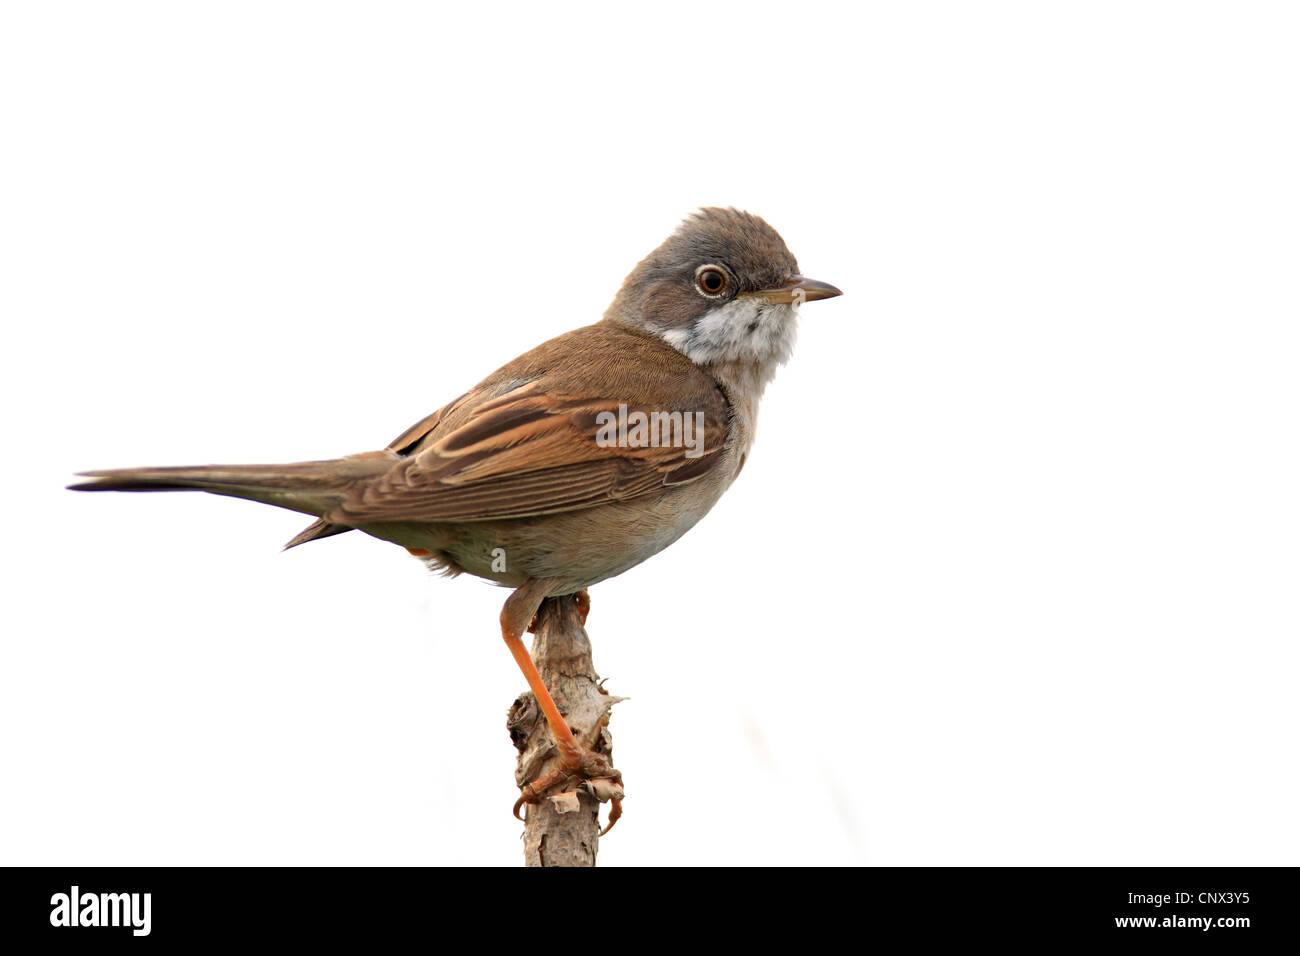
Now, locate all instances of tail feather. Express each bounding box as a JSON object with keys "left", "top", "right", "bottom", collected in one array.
[{"left": 69, "top": 453, "right": 396, "bottom": 519}]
